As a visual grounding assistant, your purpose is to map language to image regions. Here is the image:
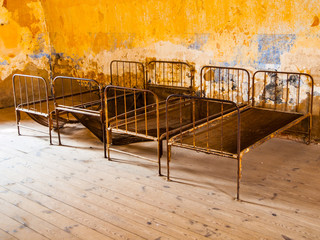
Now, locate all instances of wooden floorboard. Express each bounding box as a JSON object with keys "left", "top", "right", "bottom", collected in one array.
[
  {"left": 0, "top": 228, "right": 18, "bottom": 240},
  {"left": 0, "top": 185, "right": 112, "bottom": 240},
  {"left": 1, "top": 107, "right": 320, "bottom": 240}
]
